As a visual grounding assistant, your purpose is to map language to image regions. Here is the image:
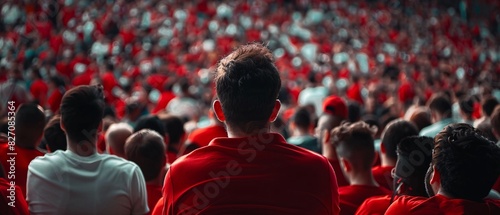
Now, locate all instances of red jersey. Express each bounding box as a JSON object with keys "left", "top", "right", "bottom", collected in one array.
[
  {"left": 338, "top": 185, "right": 392, "bottom": 215},
  {"left": 186, "top": 124, "right": 227, "bottom": 148},
  {"left": 162, "top": 133, "right": 340, "bottom": 214},
  {"left": 328, "top": 158, "right": 350, "bottom": 187},
  {"left": 0, "top": 144, "right": 44, "bottom": 196},
  {"left": 146, "top": 184, "right": 162, "bottom": 215},
  {"left": 372, "top": 165, "right": 394, "bottom": 190},
  {"left": 355, "top": 195, "right": 392, "bottom": 215},
  {"left": 0, "top": 178, "right": 29, "bottom": 215},
  {"left": 385, "top": 194, "right": 500, "bottom": 215},
  {"left": 30, "top": 79, "right": 48, "bottom": 107},
  {"left": 152, "top": 197, "right": 164, "bottom": 215}
]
